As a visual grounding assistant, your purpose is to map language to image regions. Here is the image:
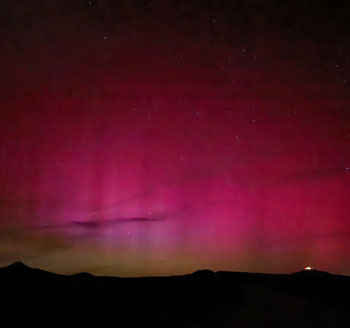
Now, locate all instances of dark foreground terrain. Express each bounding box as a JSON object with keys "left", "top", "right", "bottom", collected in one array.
[{"left": 1, "top": 262, "right": 350, "bottom": 327}]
